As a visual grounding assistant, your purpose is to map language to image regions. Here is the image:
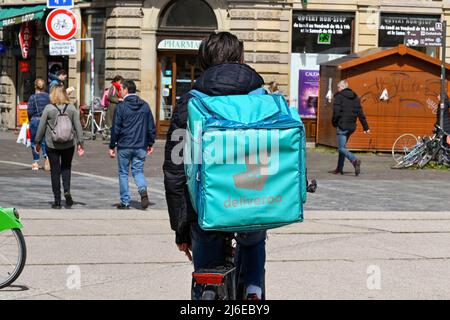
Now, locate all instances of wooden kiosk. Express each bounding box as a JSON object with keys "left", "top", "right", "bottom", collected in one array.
[{"left": 317, "top": 45, "right": 450, "bottom": 151}]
